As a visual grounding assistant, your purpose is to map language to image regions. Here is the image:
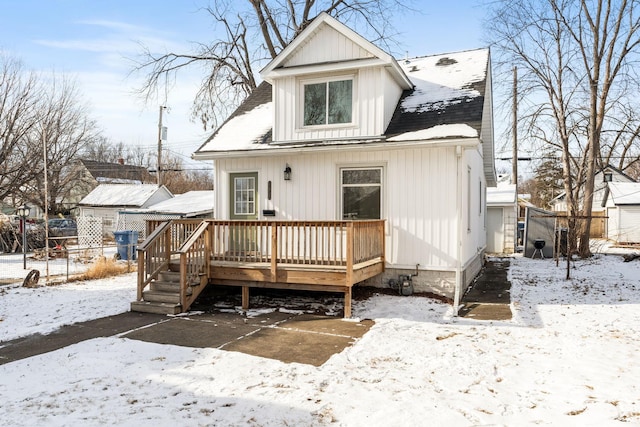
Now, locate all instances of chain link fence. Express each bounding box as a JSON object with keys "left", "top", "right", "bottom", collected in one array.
[{"left": 0, "top": 217, "right": 138, "bottom": 286}]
